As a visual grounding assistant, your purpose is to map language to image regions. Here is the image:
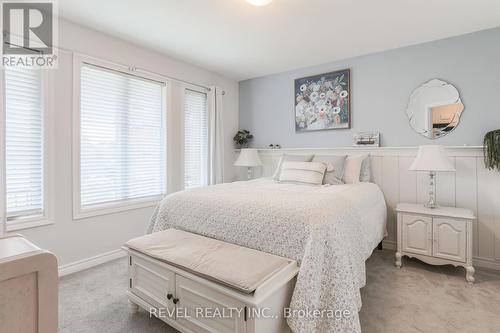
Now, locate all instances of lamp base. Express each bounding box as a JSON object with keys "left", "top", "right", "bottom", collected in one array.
[
  {"left": 247, "top": 167, "right": 252, "bottom": 180},
  {"left": 424, "top": 199, "right": 438, "bottom": 209},
  {"left": 425, "top": 171, "right": 438, "bottom": 209}
]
